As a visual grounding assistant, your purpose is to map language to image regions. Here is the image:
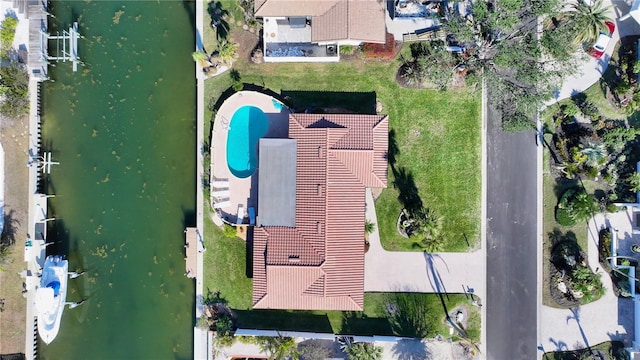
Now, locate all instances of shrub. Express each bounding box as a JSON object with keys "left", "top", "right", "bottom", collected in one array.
[
  {"left": 339, "top": 45, "right": 356, "bottom": 55},
  {"left": 223, "top": 224, "right": 237, "bottom": 238},
  {"left": 0, "top": 16, "right": 18, "bottom": 59},
  {"left": 0, "top": 63, "right": 29, "bottom": 118},
  {"left": 598, "top": 228, "right": 611, "bottom": 262},
  {"left": 556, "top": 188, "right": 577, "bottom": 226}
]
